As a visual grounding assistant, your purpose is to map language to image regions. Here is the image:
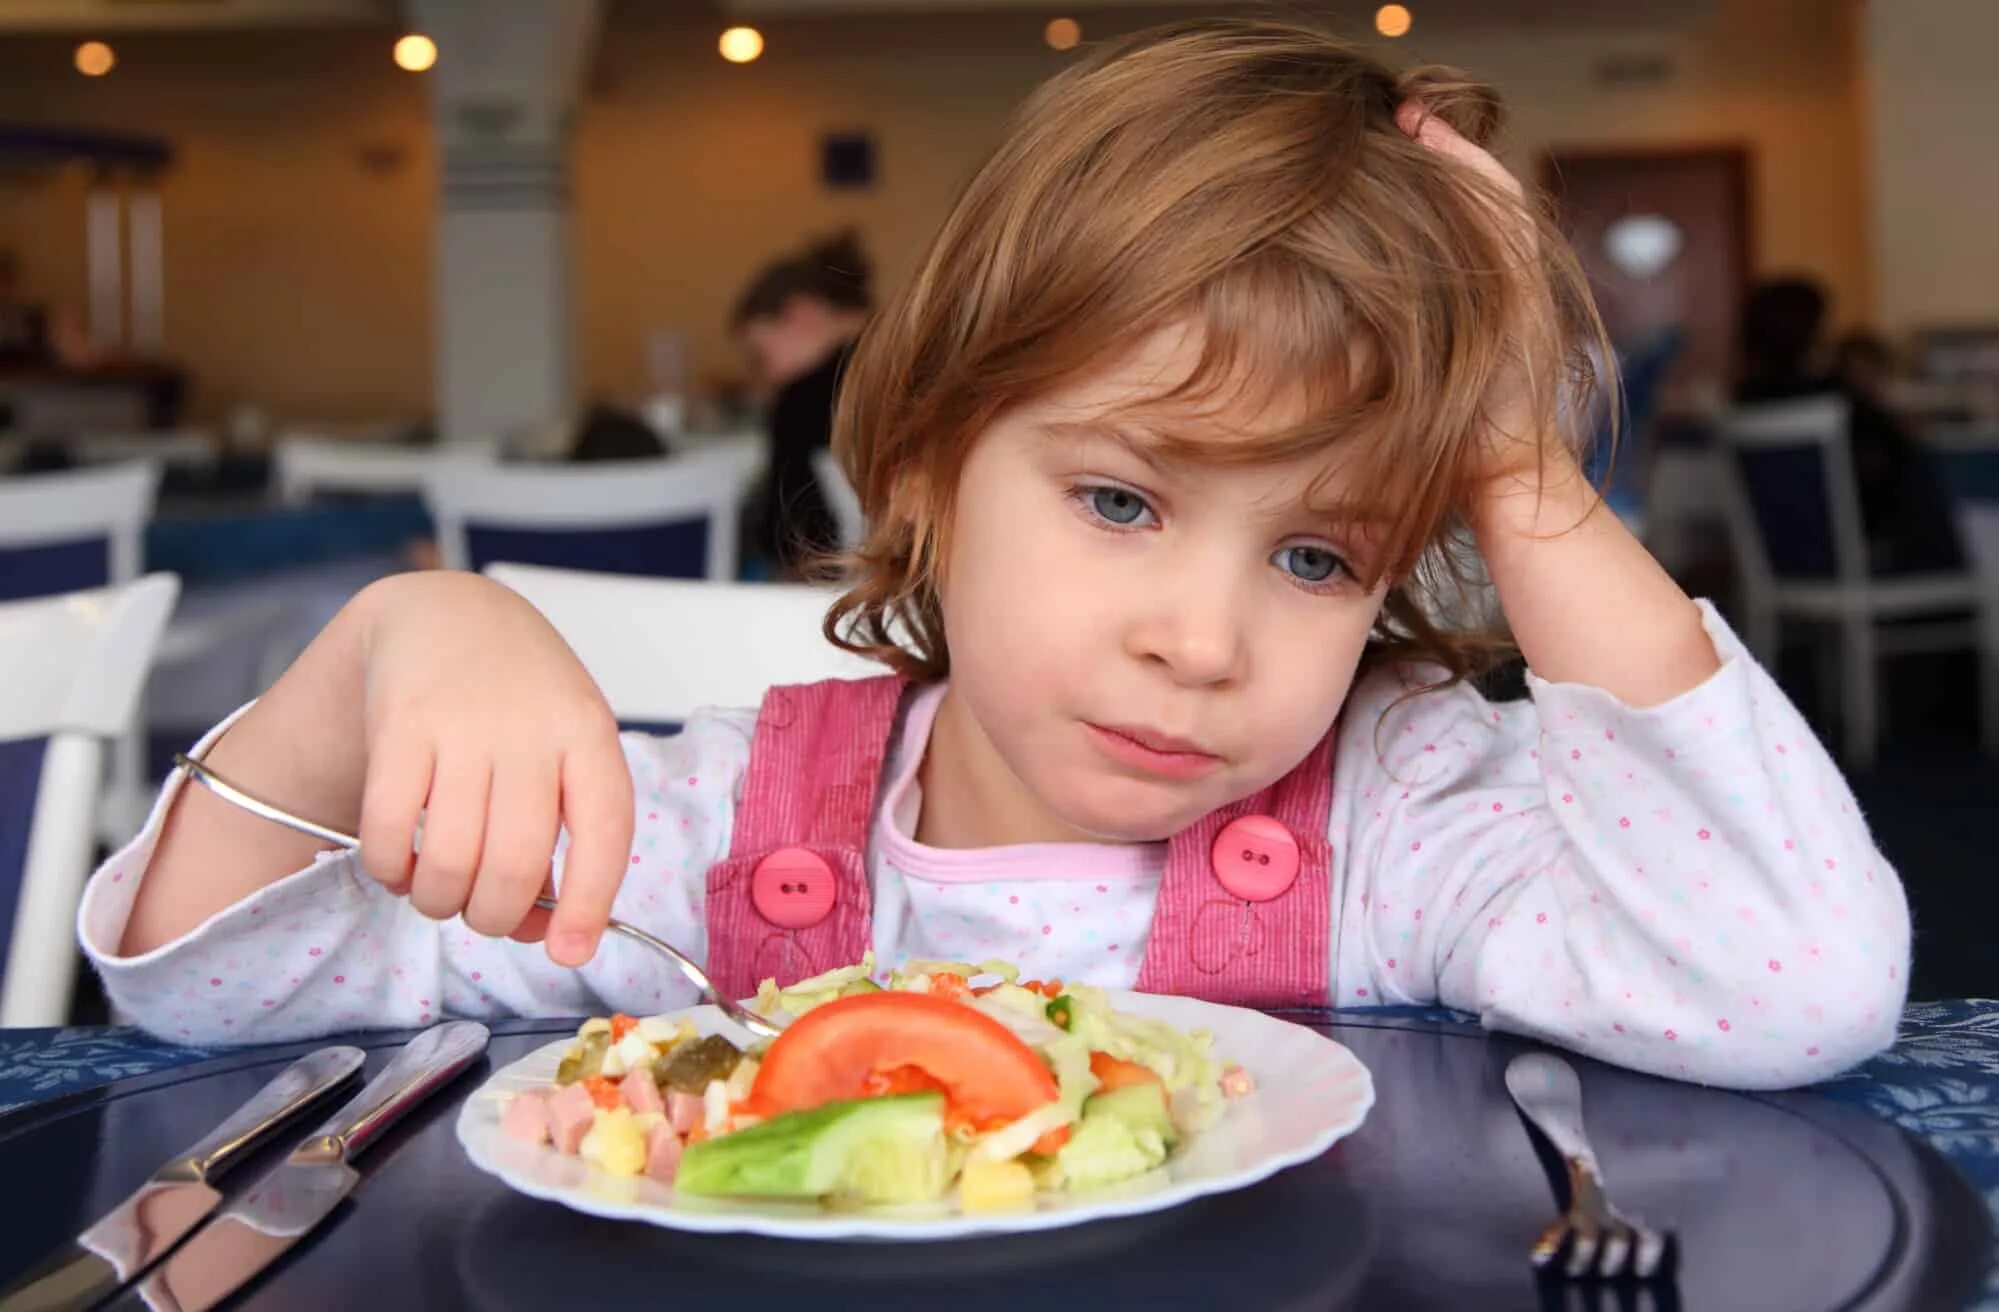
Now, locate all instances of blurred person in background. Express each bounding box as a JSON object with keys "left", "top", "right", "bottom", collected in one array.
[
  {"left": 1736, "top": 277, "right": 1963, "bottom": 574},
  {"left": 732, "top": 231, "right": 872, "bottom": 577}
]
